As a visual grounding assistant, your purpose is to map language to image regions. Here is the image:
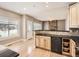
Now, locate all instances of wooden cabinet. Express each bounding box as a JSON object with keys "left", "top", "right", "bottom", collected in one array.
[
  {"left": 62, "top": 38, "right": 76, "bottom": 57},
  {"left": 69, "top": 3, "right": 79, "bottom": 28},
  {"left": 49, "top": 20, "right": 65, "bottom": 30},
  {"left": 77, "top": 3, "right": 79, "bottom": 26},
  {"left": 70, "top": 39, "right": 76, "bottom": 57},
  {"left": 70, "top": 4, "right": 77, "bottom": 27},
  {"left": 43, "top": 20, "right": 65, "bottom": 30},
  {"left": 40, "top": 36, "right": 45, "bottom": 48},
  {"left": 49, "top": 20, "right": 57, "bottom": 30},
  {"left": 62, "top": 38, "right": 70, "bottom": 56},
  {"left": 35, "top": 36, "right": 40, "bottom": 47},
  {"left": 44, "top": 37, "right": 51, "bottom": 50},
  {"left": 35, "top": 35, "right": 51, "bottom": 50}
]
